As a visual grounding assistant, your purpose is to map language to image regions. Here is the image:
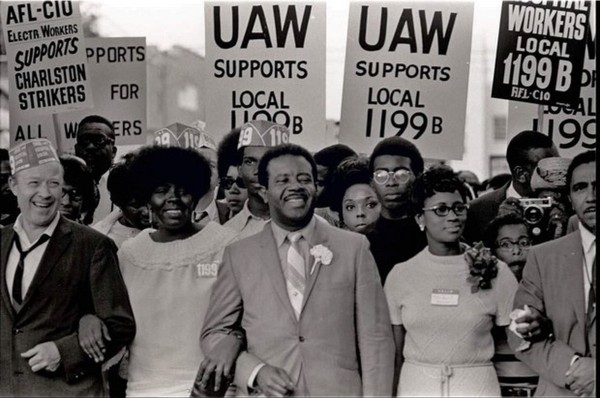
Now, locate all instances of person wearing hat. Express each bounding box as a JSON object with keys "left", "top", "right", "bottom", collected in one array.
[
  {"left": 0, "top": 139, "right": 136, "bottom": 396},
  {"left": 224, "top": 120, "right": 290, "bottom": 240},
  {"left": 530, "top": 156, "right": 574, "bottom": 243}
]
